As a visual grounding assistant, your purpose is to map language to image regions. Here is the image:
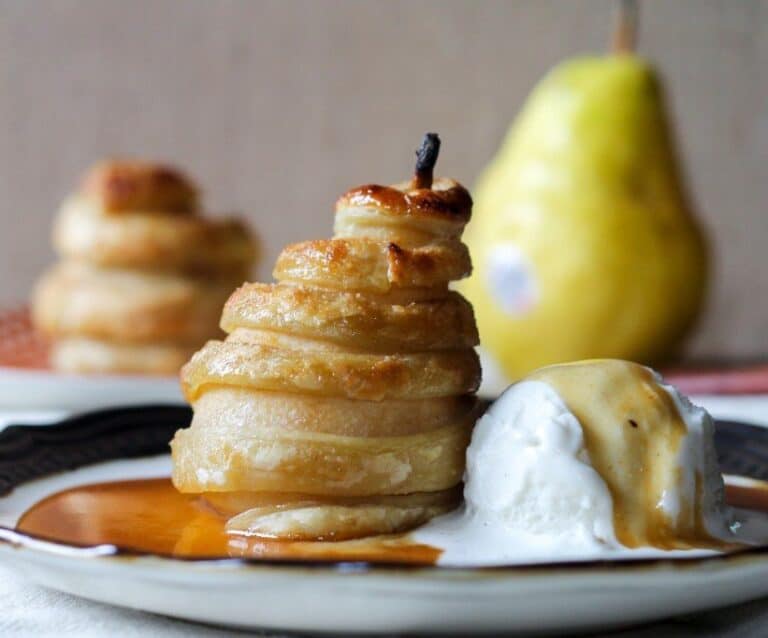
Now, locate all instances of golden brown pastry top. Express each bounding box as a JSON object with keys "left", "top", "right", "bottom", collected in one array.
[
  {"left": 333, "top": 175, "right": 472, "bottom": 245},
  {"left": 81, "top": 160, "right": 199, "bottom": 214},
  {"left": 336, "top": 178, "right": 472, "bottom": 224},
  {"left": 53, "top": 159, "right": 257, "bottom": 275}
]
